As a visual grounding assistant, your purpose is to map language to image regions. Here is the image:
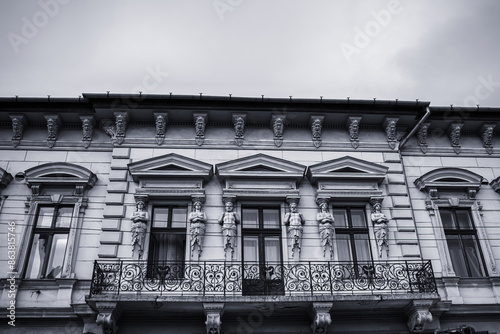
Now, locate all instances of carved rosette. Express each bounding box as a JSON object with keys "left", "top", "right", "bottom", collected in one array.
[
  {"left": 154, "top": 113, "right": 168, "bottom": 145},
  {"left": 347, "top": 116, "right": 362, "bottom": 149},
  {"left": 203, "top": 303, "right": 224, "bottom": 334},
  {"left": 232, "top": 113, "right": 246, "bottom": 146},
  {"left": 113, "top": 111, "right": 128, "bottom": 145},
  {"left": 194, "top": 113, "right": 207, "bottom": 146},
  {"left": 417, "top": 122, "right": 430, "bottom": 154},
  {"left": 44, "top": 114, "right": 61, "bottom": 148},
  {"left": 309, "top": 302, "right": 333, "bottom": 334},
  {"left": 310, "top": 116, "right": 324, "bottom": 148},
  {"left": 480, "top": 123, "right": 496, "bottom": 155},
  {"left": 79, "top": 115, "right": 95, "bottom": 149},
  {"left": 9, "top": 114, "right": 27, "bottom": 148},
  {"left": 447, "top": 122, "right": 464, "bottom": 154},
  {"left": 383, "top": 117, "right": 399, "bottom": 150},
  {"left": 272, "top": 115, "right": 286, "bottom": 147},
  {"left": 405, "top": 300, "right": 433, "bottom": 333}
]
